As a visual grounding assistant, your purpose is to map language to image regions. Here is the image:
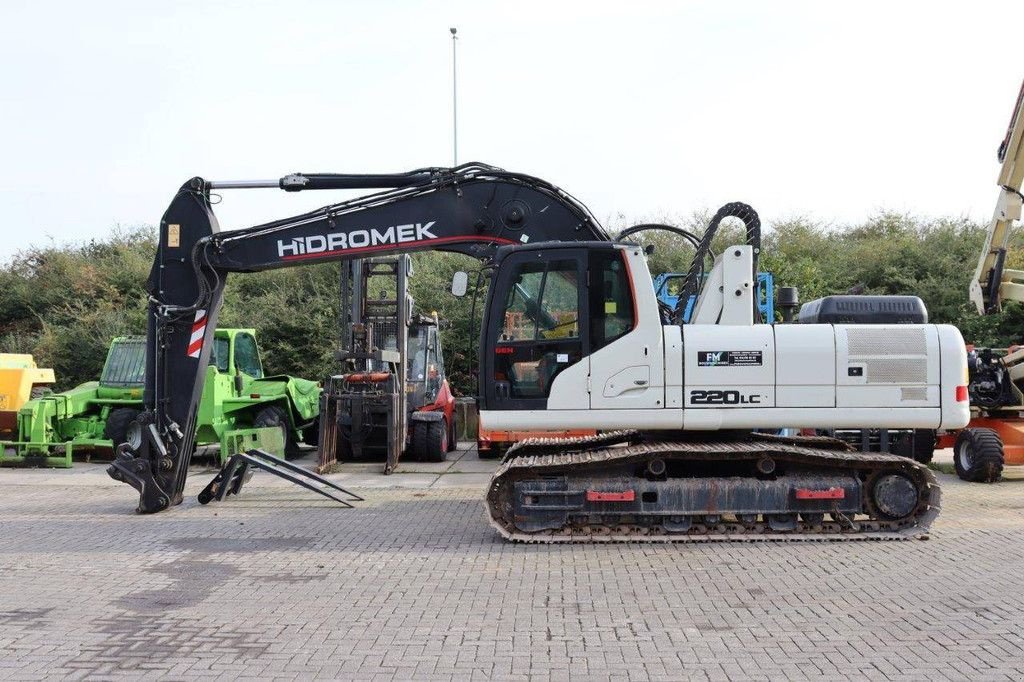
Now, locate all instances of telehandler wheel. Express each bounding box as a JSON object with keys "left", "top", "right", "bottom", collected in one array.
[
  {"left": 415, "top": 419, "right": 448, "bottom": 463},
  {"left": 254, "top": 405, "right": 300, "bottom": 458},
  {"left": 104, "top": 408, "right": 141, "bottom": 446},
  {"left": 302, "top": 416, "right": 320, "bottom": 447},
  {"left": 953, "top": 428, "right": 1004, "bottom": 483},
  {"left": 912, "top": 429, "right": 936, "bottom": 464}
]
